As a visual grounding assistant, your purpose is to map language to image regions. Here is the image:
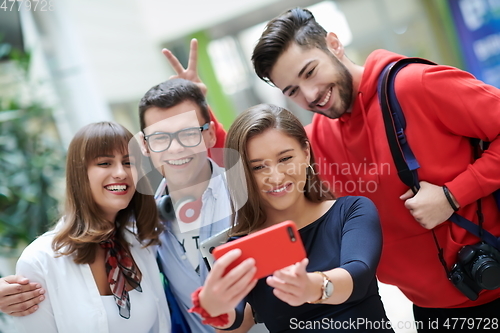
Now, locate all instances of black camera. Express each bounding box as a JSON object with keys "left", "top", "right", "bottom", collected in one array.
[{"left": 449, "top": 242, "right": 500, "bottom": 300}]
